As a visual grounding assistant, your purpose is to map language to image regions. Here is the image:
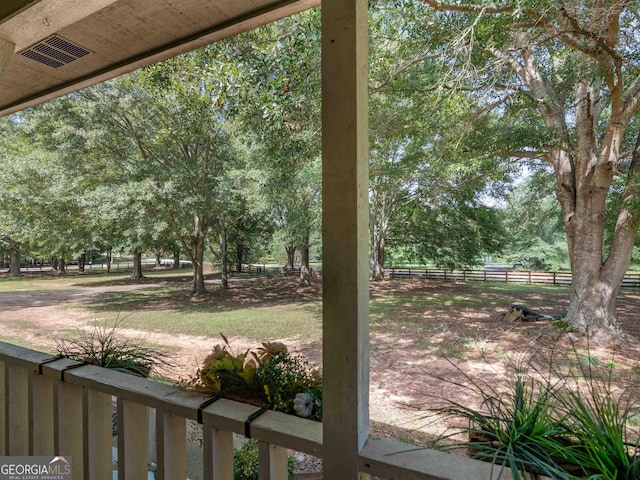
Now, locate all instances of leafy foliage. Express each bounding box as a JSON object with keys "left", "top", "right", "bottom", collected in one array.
[
  {"left": 233, "top": 439, "right": 297, "bottom": 480},
  {"left": 190, "top": 336, "right": 322, "bottom": 420}
]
